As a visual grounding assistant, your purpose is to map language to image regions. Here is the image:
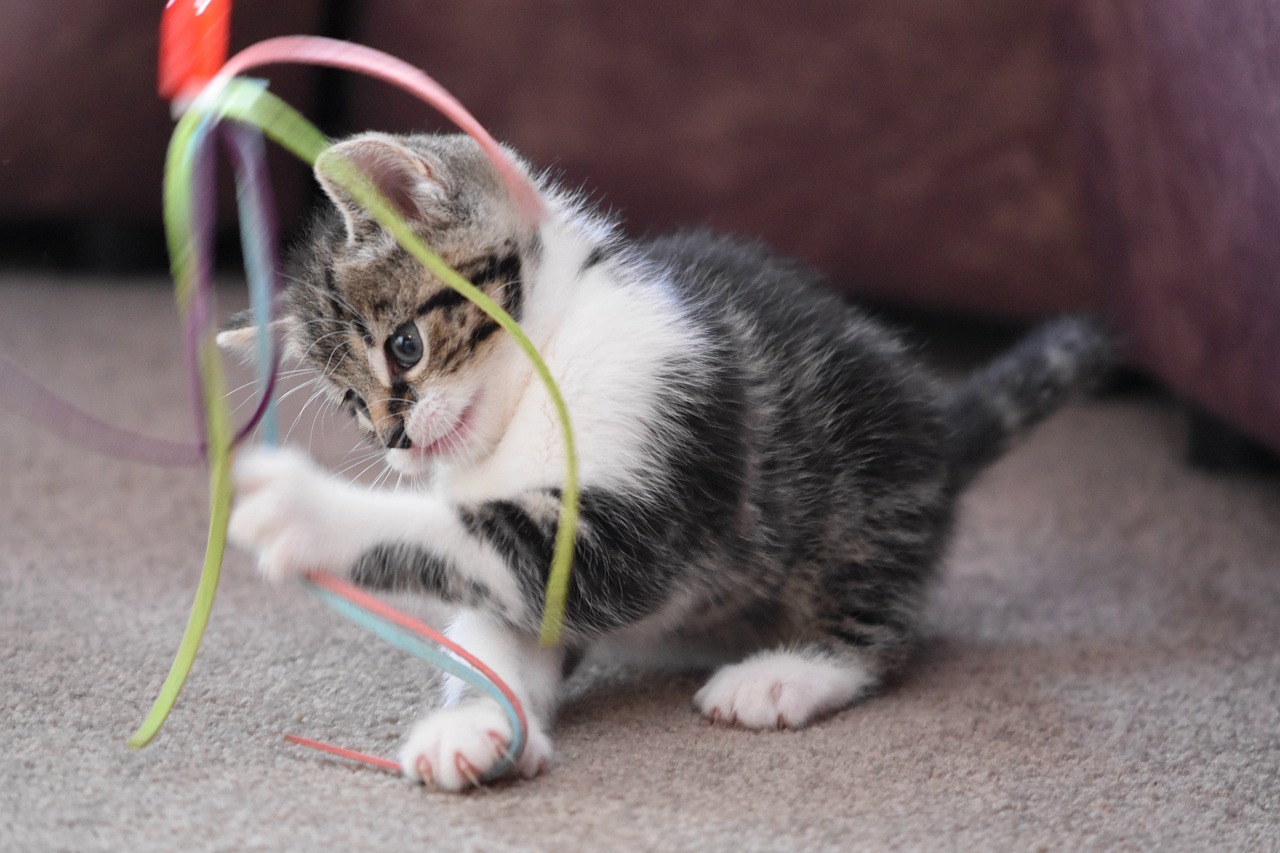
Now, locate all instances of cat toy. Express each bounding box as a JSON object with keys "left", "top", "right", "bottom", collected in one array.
[{"left": 5, "top": 0, "right": 582, "bottom": 780}]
